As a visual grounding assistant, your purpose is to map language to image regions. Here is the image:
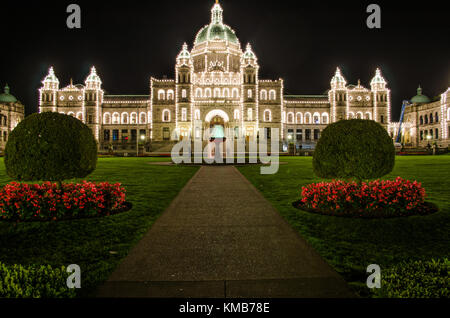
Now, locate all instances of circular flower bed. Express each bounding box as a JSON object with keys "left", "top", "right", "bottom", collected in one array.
[
  {"left": 0, "top": 181, "right": 131, "bottom": 222},
  {"left": 293, "top": 177, "right": 438, "bottom": 218}
]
